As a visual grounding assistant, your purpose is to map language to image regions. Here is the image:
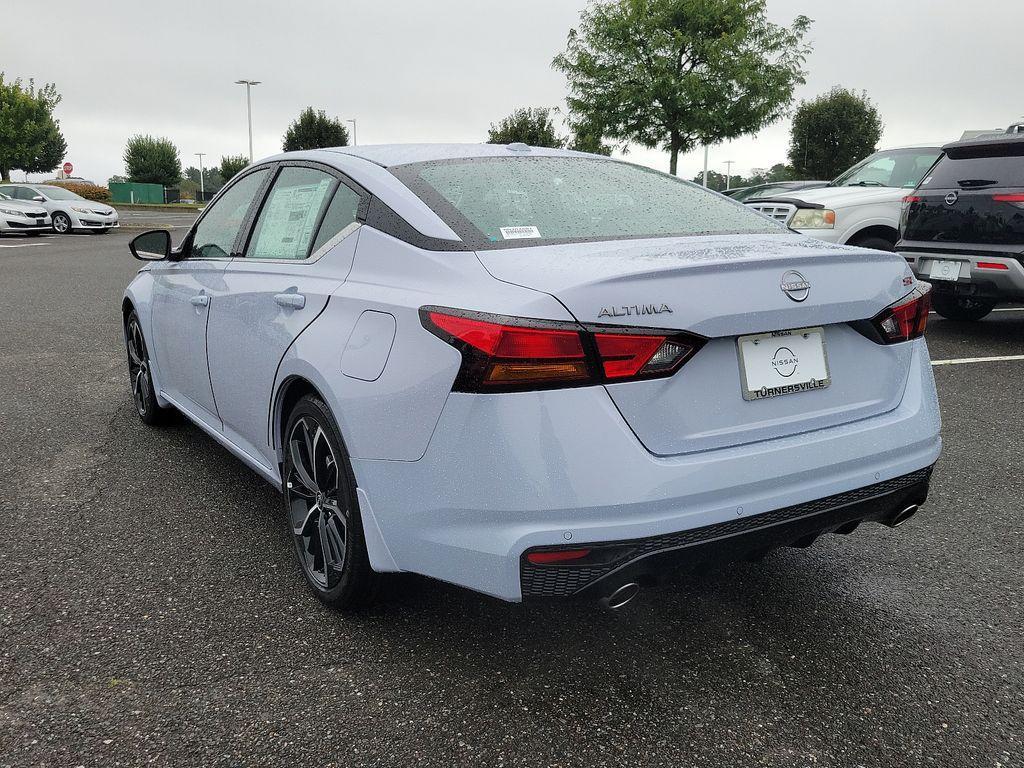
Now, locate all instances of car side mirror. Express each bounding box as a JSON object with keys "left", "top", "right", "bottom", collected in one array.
[
  {"left": 32, "top": 195, "right": 46, "bottom": 202},
  {"left": 129, "top": 230, "right": 171, "bottom": 261}
]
